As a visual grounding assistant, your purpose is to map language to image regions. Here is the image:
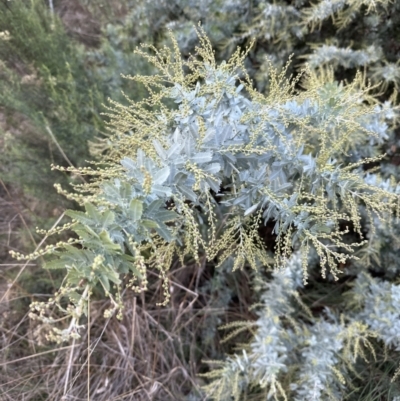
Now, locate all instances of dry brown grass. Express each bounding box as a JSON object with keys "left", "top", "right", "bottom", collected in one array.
[
  {"left": 56, "top": 0, "right": 102, "bottom": 48},
  {"left": 0, "top": 192, "right": 255, "bottom": 400}
]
